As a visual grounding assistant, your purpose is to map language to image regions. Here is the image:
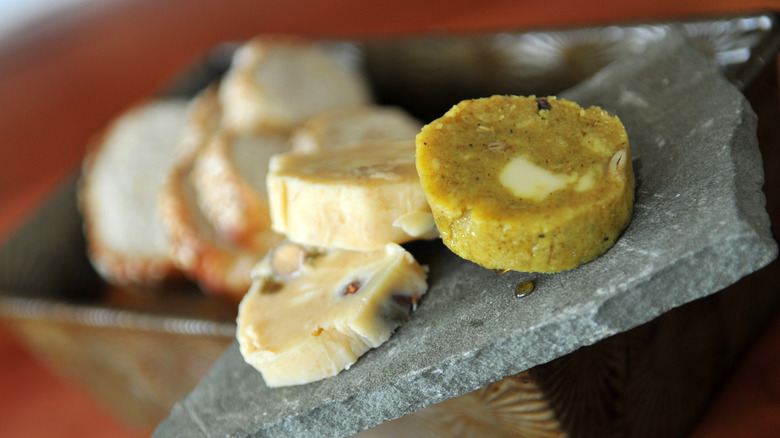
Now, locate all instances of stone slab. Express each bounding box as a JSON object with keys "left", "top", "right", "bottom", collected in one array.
[{"left": 153, "top": 33, "right": 777, "bottom": 438}]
